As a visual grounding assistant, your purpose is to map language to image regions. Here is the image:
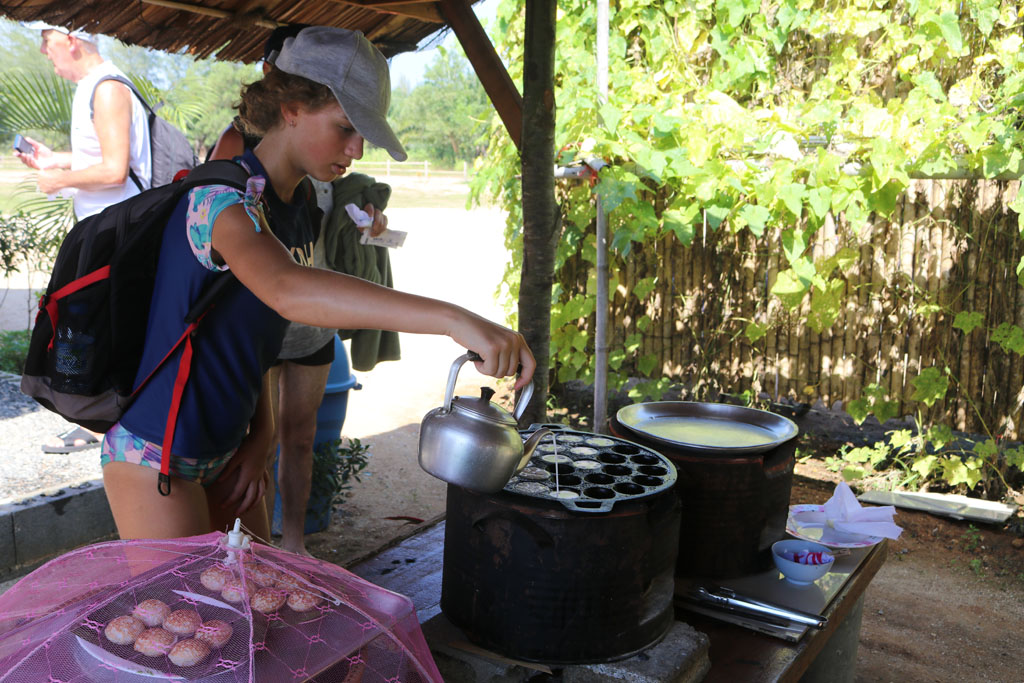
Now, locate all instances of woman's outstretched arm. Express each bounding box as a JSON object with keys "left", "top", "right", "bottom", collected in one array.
[{"left": 210, "top": 203, "right": 536, "bottom": 387}]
